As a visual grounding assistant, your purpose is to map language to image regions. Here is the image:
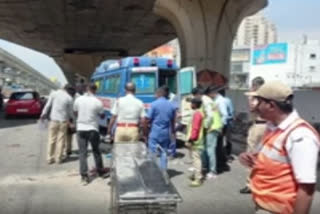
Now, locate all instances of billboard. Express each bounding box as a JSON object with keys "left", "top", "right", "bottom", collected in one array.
[{"left": 253, "top": 43, "right": 288, "bottom": 65}]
